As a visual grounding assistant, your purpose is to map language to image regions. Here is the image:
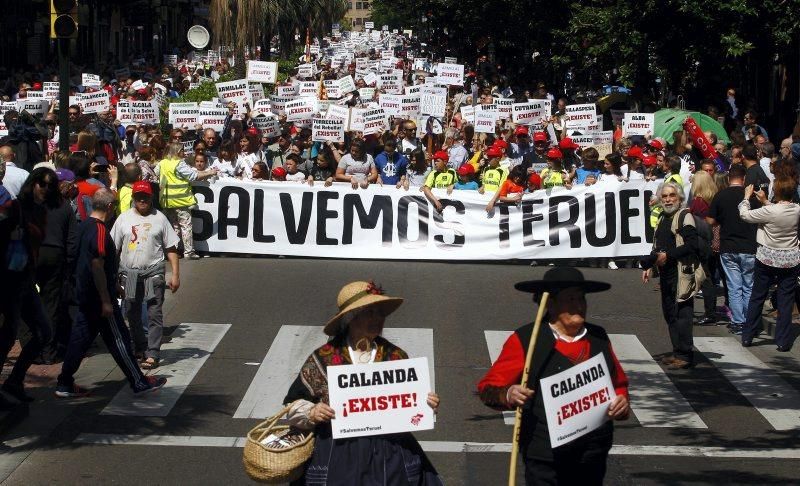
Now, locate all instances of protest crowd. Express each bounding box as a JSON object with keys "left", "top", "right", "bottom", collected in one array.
[{"left": 1, "top": 24, "right": 800, "bottom": 480}]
